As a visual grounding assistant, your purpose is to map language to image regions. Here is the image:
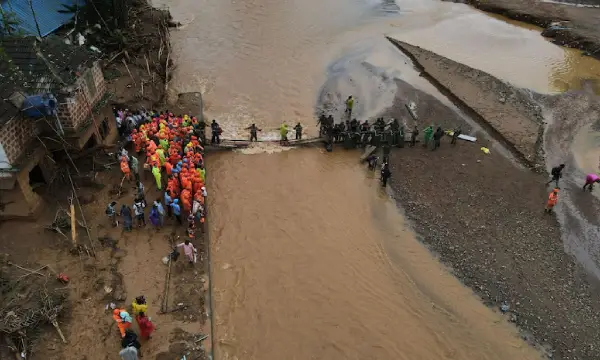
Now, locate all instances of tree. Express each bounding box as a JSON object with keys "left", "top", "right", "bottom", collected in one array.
[{"left": 0, "top": 6, "right": 21, "bottom": 36}]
